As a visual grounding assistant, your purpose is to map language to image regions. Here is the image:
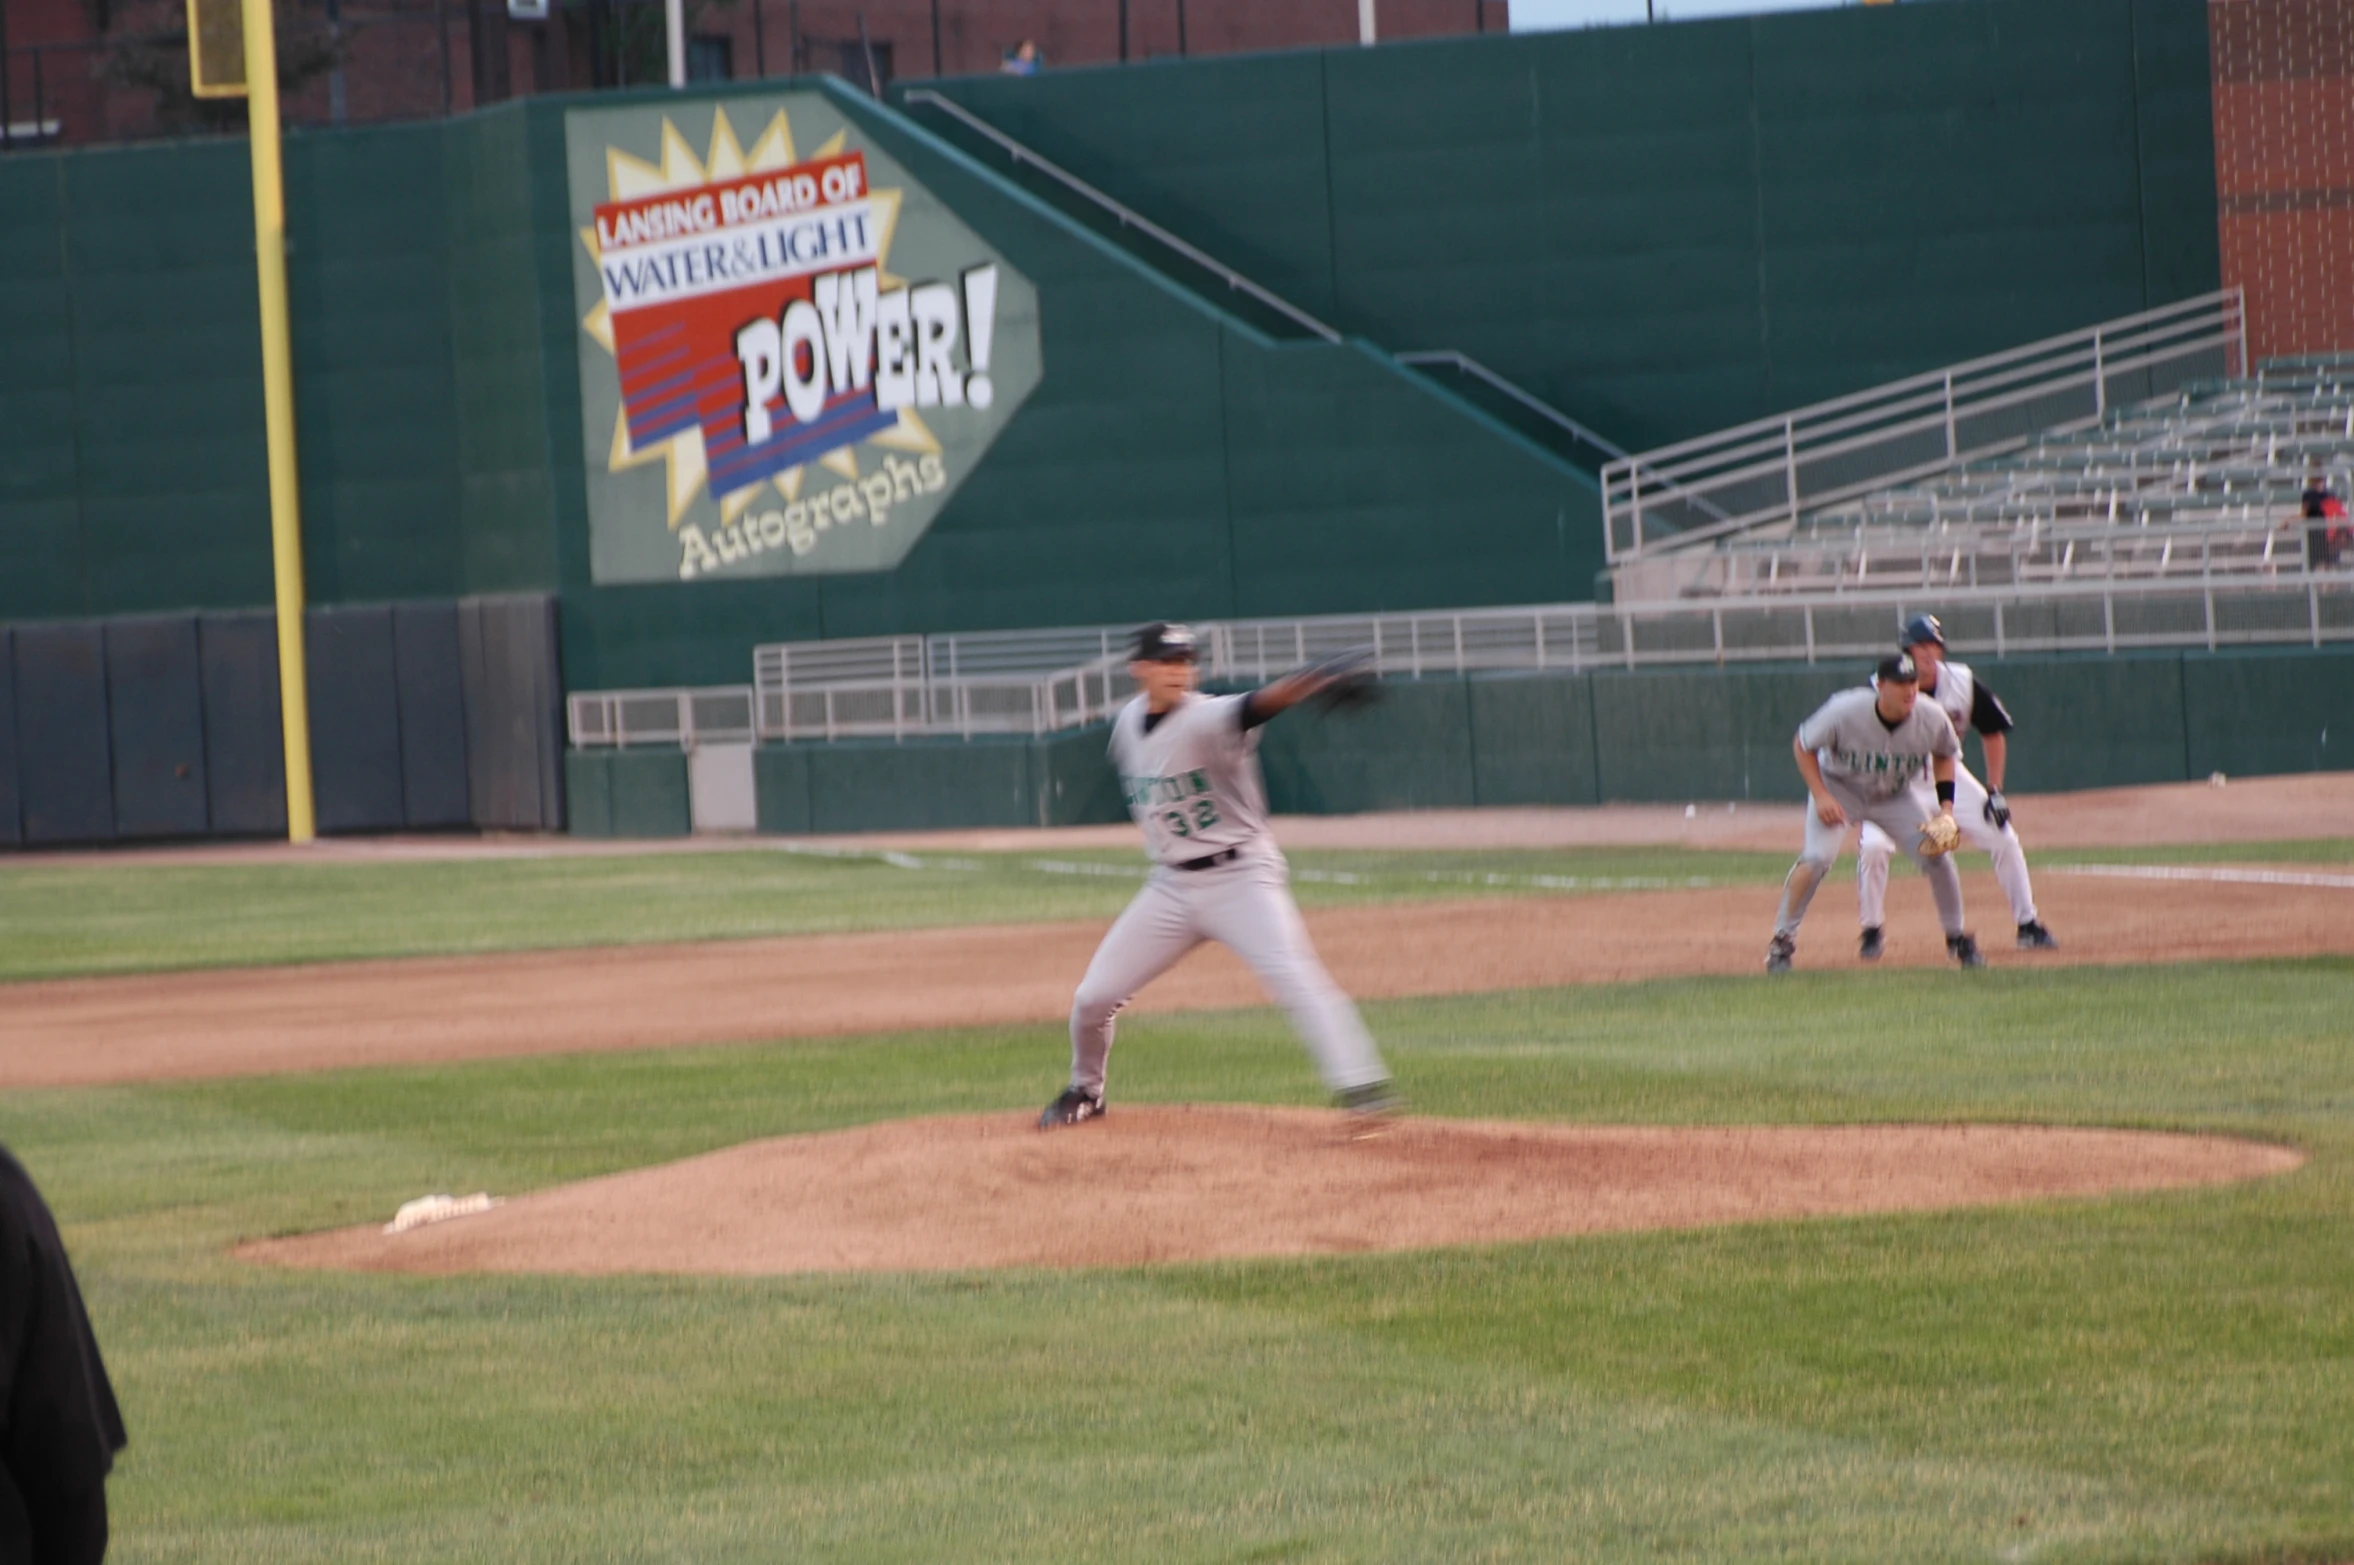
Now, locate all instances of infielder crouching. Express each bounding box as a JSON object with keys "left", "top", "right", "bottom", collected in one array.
[
  {"left": 1041, "top": 623, "right": 1397, "bottom": 1130},
  {"left": 1852, "top": 615, "right": 2058, "bottom": 959},
  {"left": 1768, "top": 652, "right": 1983, "bottom": 973}
]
